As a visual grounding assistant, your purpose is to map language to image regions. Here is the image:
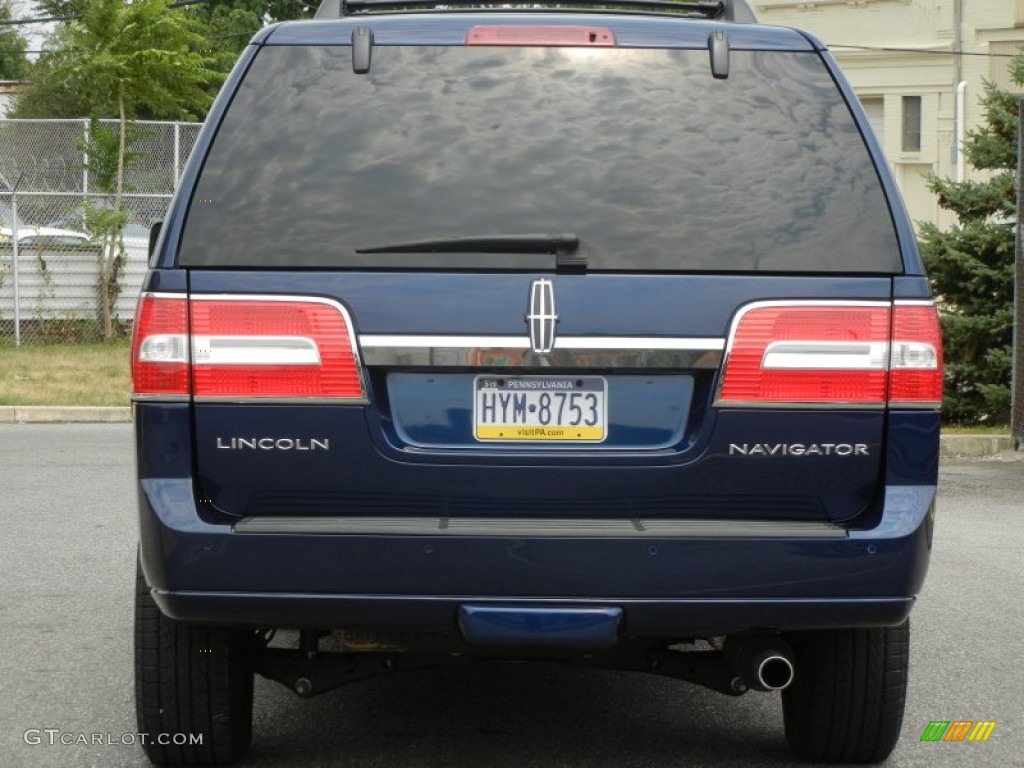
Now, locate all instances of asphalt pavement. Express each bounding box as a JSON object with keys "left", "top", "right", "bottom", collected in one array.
[{"left": 0, "top": 424, "right": 1021, "bottom": 768}]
